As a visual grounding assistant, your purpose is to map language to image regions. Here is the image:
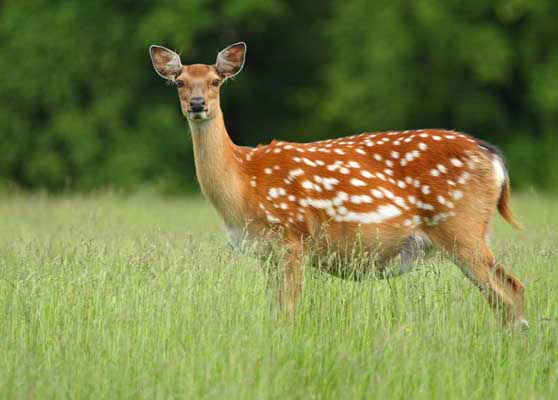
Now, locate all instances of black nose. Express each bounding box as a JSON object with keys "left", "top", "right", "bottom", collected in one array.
[{"left": 189, "top": 97, "right": 206, "bottom": 112}]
